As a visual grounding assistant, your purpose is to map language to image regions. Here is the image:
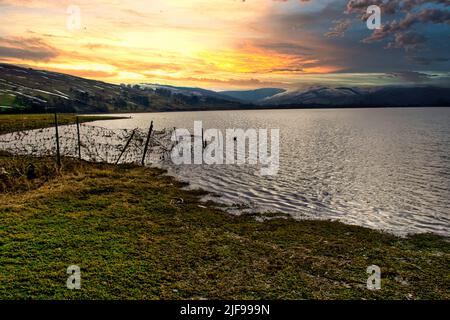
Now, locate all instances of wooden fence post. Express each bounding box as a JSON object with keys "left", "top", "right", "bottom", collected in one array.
[
  {"left": 141, "top": 121, "right": 154, "bottom": 166},
  {"left": 76, "top": 116, "right": 82, "bottom": 160},
  {"left": 115, "top": 129, "right": 136, "bottom": 165},
  {"left": 54, "top": 112, "right": 61, "bottom": 168},
  {"left": 202, "top": 128, "right": 207, "bottom": 149}
]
